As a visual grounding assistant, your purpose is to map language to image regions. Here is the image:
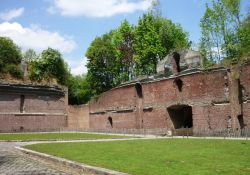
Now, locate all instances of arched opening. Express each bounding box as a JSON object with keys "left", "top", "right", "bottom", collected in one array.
[
  {"left": 135, "top": 83, "right": 143, "bottom": 98},
  {"left": 167, "top": 105, "right": 193, "bottom": 129},
  {"left": 108, "top": 117, "right": 113, "bottom": 128}
]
